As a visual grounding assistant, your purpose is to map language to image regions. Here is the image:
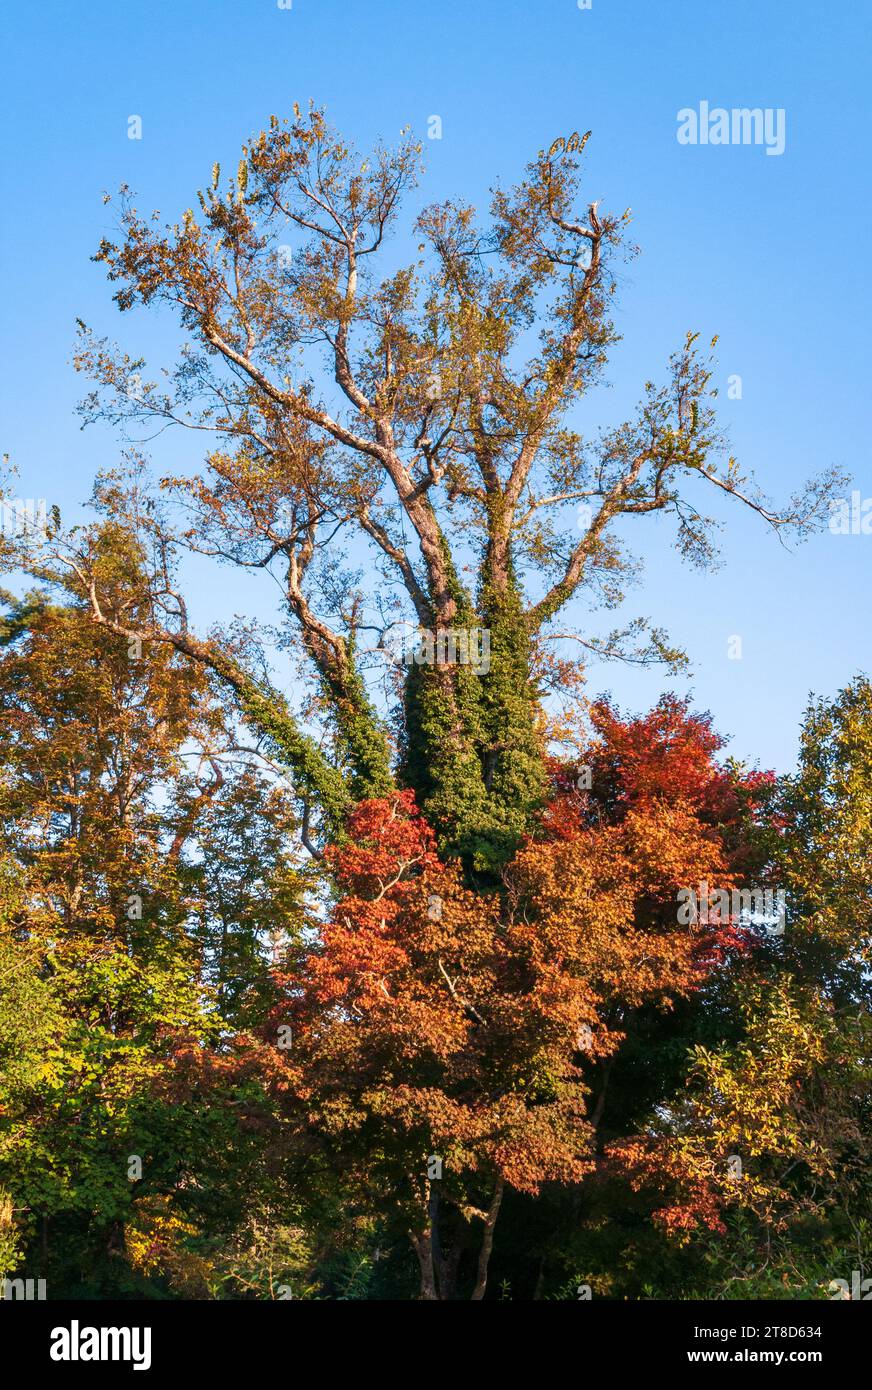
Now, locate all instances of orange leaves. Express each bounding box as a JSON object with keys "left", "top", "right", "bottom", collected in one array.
[
  {"left": 608, "top": 1138, "right": 727, "bottom": 1241},
  {"left": 284, "top": 791, "right": 599, "bottom": 1200},
  {"left": 273, "top": 696, "right": 770, "bottom": 1228},
  {"left": 309, "top": 792, "right": 493, "bottom": 1051},
  {"left": 509, "top": 805, "right": 720, "bottom": 1016},
  {"left": 528, "top": 695, "right": 769, "bottom": 1009},
  {"left": 622, "top": 803, "right": 727, "bottom": 898}
]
